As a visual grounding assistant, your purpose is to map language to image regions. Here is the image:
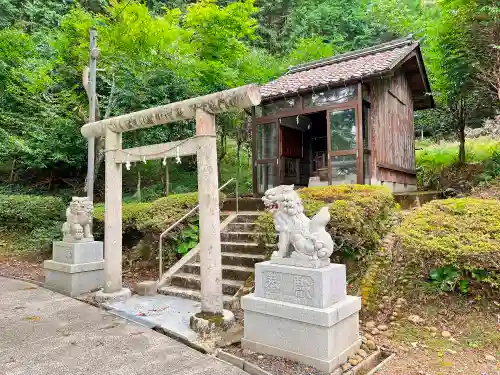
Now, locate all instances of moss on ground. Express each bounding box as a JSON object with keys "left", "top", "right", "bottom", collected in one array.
[{"left": 194, "top": 312, "right": 225, "bottom": 325}]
